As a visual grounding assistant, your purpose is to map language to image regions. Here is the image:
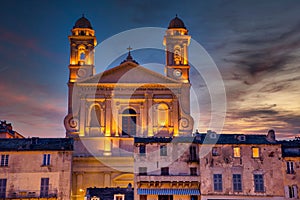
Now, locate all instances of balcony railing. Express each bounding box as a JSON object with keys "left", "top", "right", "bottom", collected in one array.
[
  {"left": 137, "top": 175, "right": 200, "bottom": 182},
  {"left": 6, "top": 190, "right": 57, "bottom": 199}
]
